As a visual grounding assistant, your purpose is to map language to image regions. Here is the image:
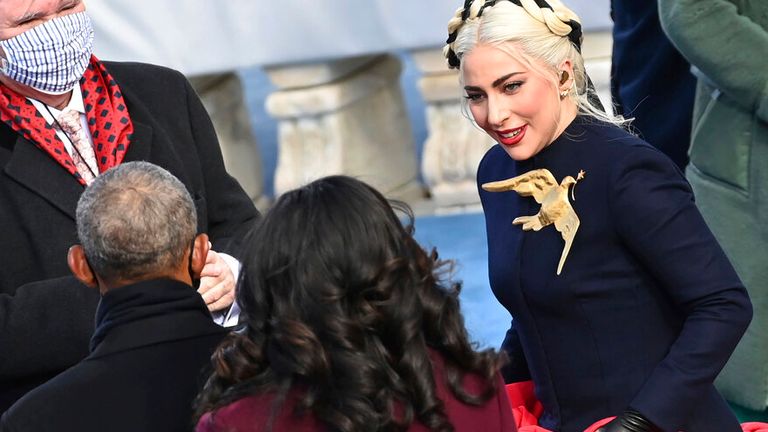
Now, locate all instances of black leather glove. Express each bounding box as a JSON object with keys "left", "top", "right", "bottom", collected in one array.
[{"left": 597, "top": 409, "right": 662, "bottom": 432}]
